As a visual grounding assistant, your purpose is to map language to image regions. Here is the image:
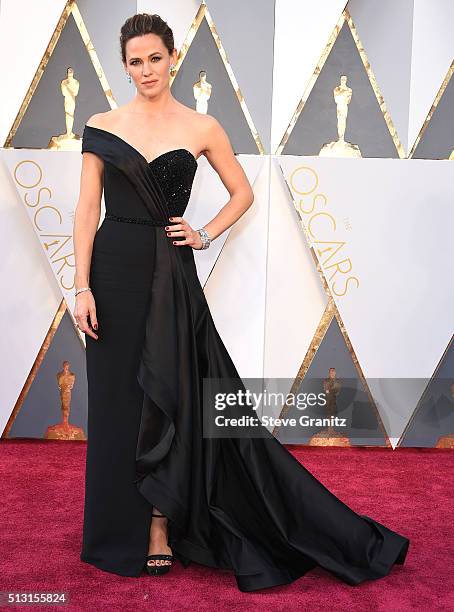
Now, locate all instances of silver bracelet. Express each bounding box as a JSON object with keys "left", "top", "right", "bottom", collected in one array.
[
  {"left": 75, "top": 286, "right": 91, "bottom": 297},
  {"left": 197, "top": 227, "right": 211, "bottom": 250}
]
